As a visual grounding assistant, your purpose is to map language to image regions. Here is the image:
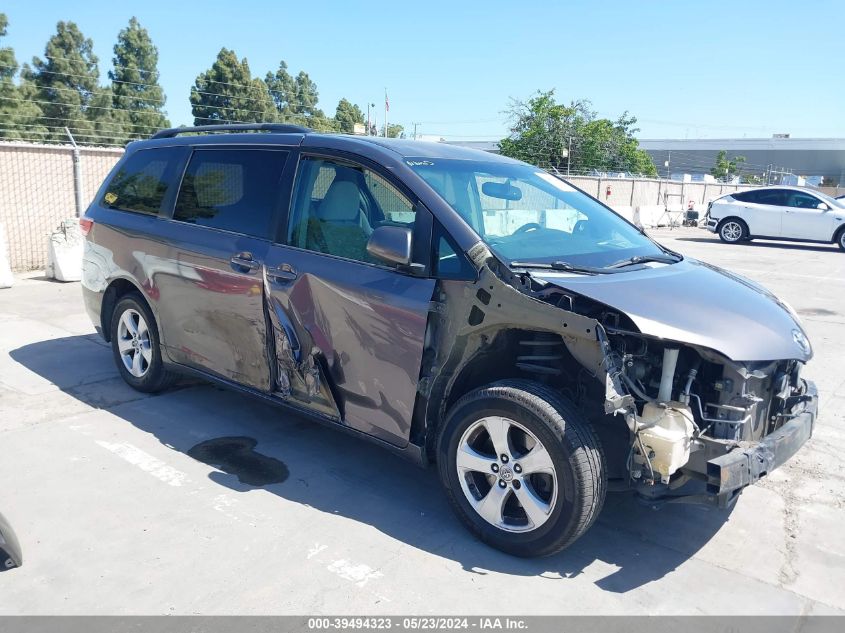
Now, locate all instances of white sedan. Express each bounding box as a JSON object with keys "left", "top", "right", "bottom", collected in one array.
[{"left": 706, "top": 186, "right": 845, "bottom": 250}]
